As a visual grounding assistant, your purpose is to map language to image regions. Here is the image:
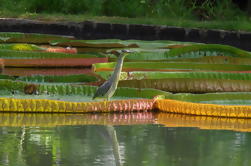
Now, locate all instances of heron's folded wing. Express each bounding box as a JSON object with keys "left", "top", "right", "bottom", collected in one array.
[{"left": 93, "top": 81, "right": 112, "bottom": 99}]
